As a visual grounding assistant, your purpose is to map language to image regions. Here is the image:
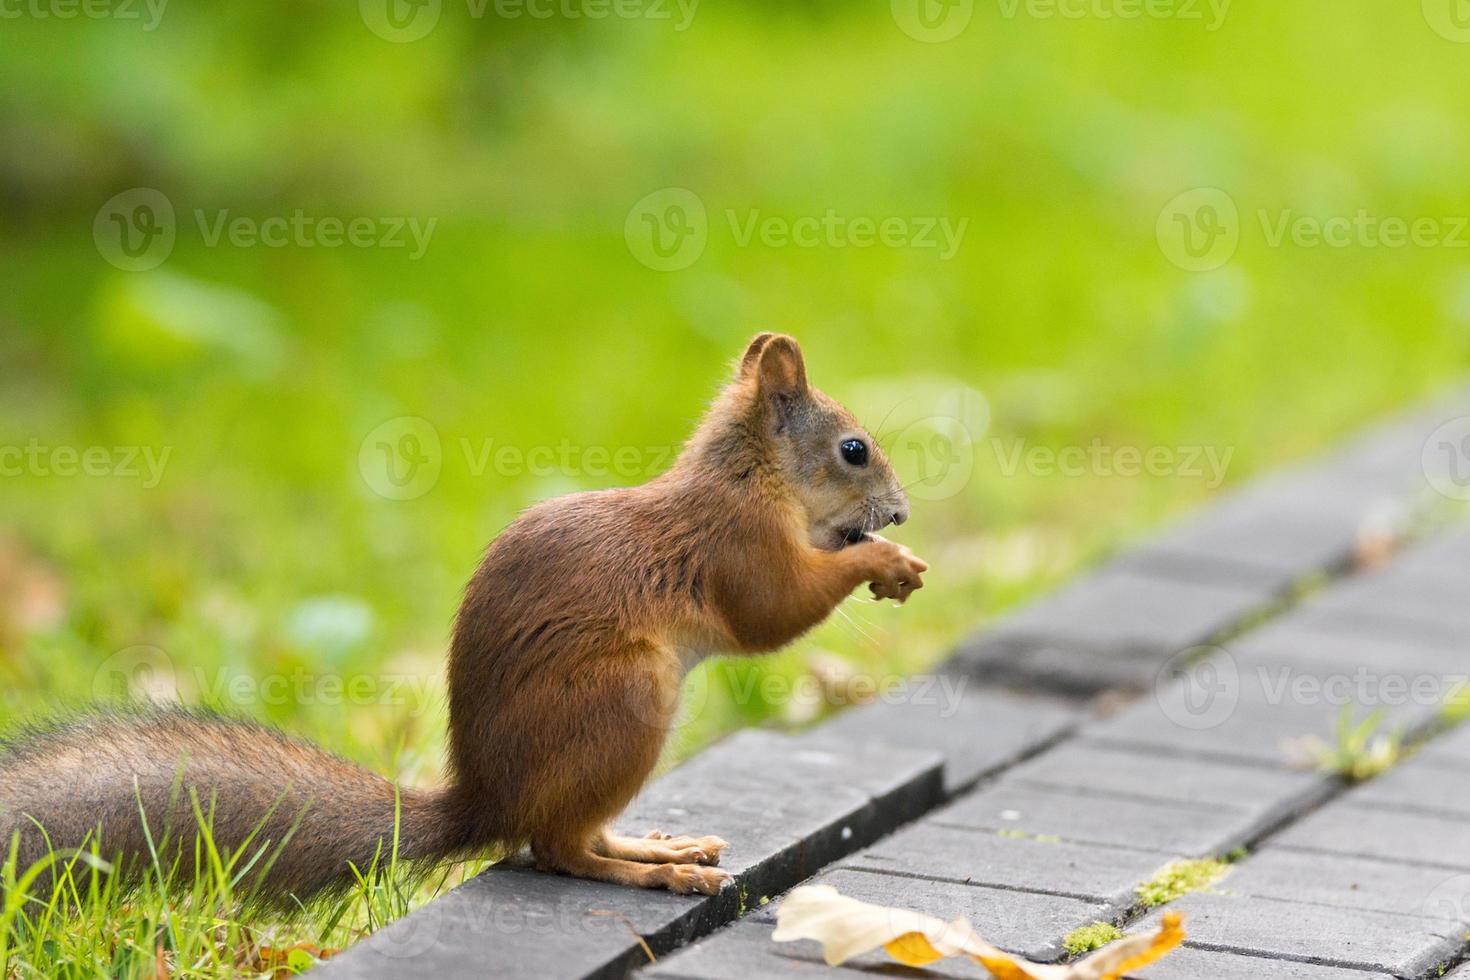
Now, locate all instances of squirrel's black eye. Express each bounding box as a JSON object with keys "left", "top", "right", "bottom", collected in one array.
[{"left": 839, "top": 438, "right": 869, "bottom": 467}]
